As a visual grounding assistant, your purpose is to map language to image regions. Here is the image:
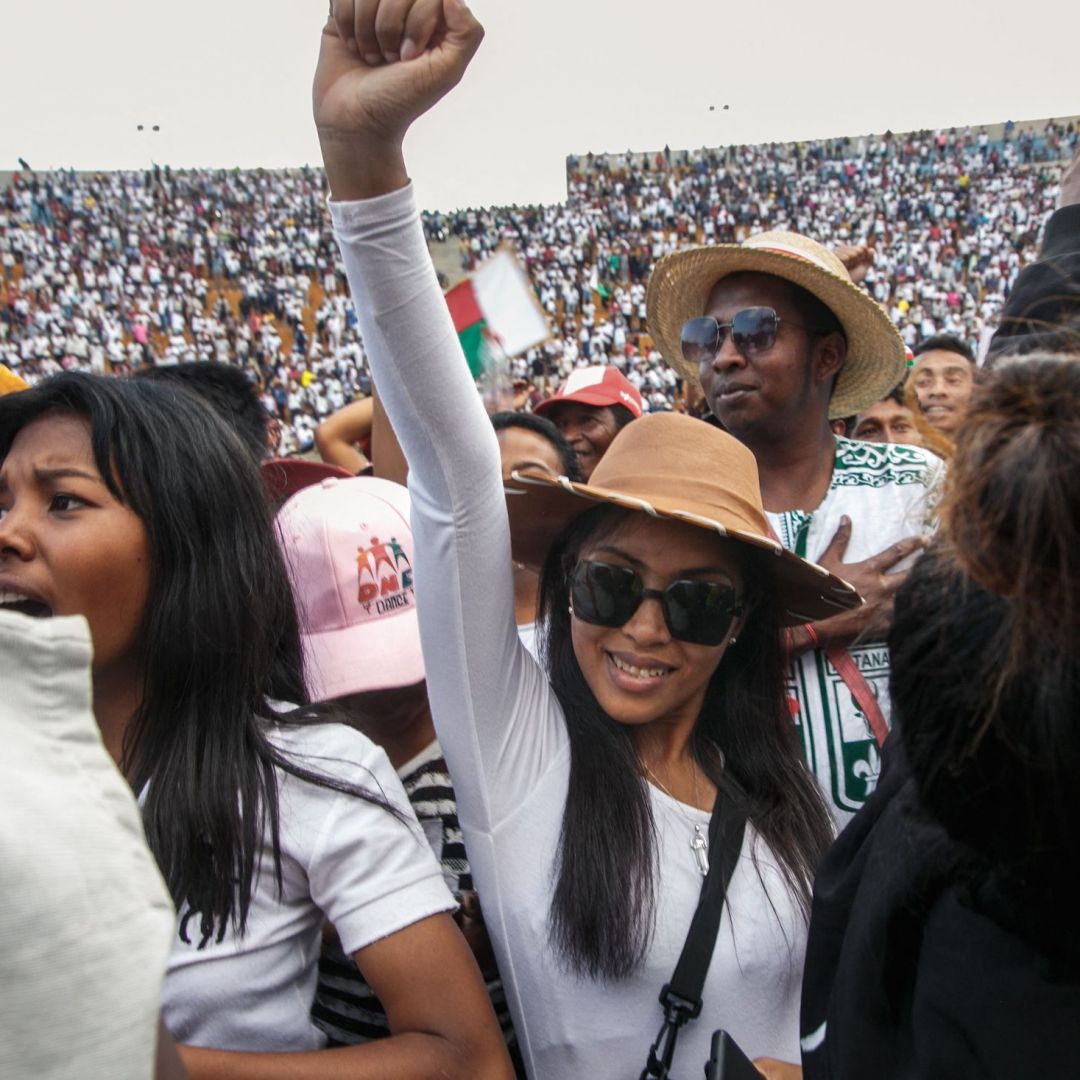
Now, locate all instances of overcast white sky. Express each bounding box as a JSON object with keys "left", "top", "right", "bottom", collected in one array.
[{"left": 2, "top": 0, "right": 1077, "bottom": 212}]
